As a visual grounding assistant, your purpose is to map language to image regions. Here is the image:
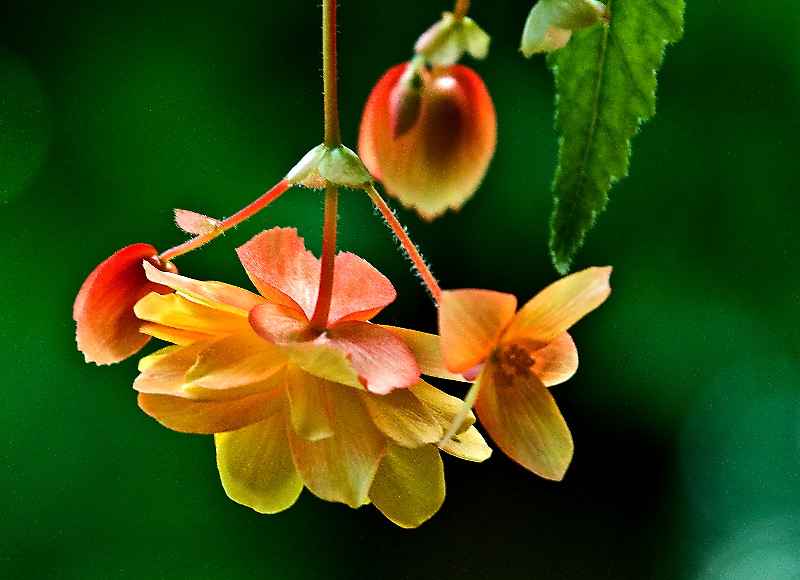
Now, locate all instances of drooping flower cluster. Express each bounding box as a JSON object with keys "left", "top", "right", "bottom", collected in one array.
[{"left": 73, "top": 0, "right": 614, "bottom": 529}]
